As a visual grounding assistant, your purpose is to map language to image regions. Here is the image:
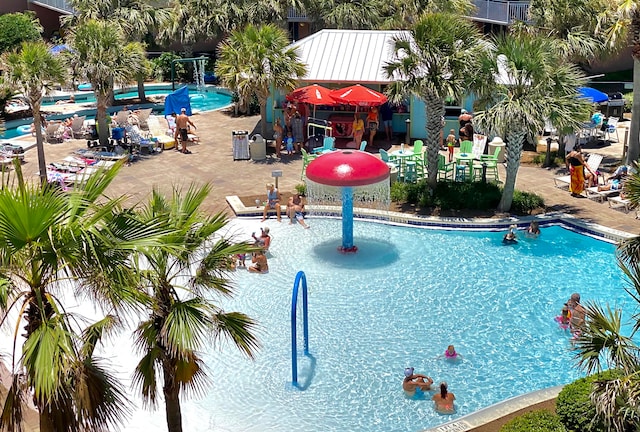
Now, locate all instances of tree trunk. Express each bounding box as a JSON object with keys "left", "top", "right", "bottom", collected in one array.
[
  {"left": 424, "top": 95, "right": 445, "bottom": 189},
  {"left": 96, "top": 93, "right": 110, "bottom": 148},
  {"left": 137, "top": 75, "right": 147, "bottom": 103},
  {"left": 627, "top": 51, "right": 640, "bottom": 165},
  {"left": 259, "top": 97, "right": 268, "bottom": 137},
  {"left": 498, "top": 129, "right": 526, "bottom": 212},
  {"left": 32, "top": 104, "right": 47, "bottom": 185},
  {"left": 163, "top": 361, "right": 183, "bottom": 432}
]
